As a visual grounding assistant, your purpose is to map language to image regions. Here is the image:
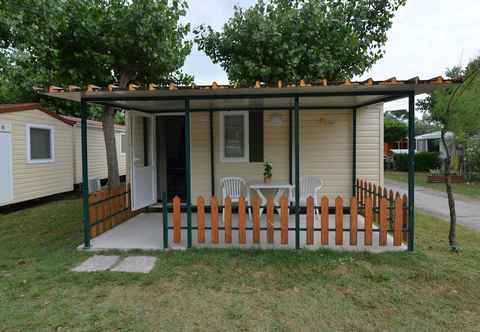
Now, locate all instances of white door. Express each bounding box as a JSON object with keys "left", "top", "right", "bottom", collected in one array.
[
  {"left": 130, "top": 113, "right": 156, "bottom": 210},
  {"left": 0, "top": 122, "right": 13, "bottom": 205}
]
